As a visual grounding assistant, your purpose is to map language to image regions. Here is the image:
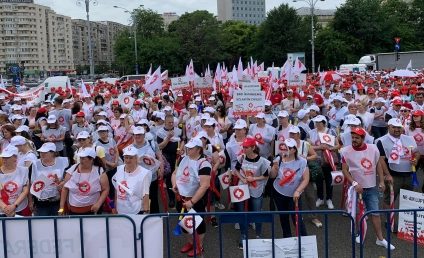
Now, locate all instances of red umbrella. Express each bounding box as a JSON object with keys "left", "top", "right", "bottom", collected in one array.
[{"left": 322, "top": 71, "right": 342, "bottom": 82}]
